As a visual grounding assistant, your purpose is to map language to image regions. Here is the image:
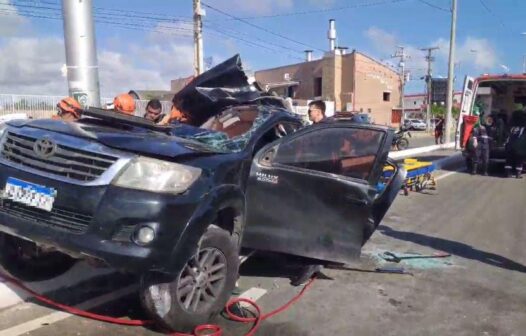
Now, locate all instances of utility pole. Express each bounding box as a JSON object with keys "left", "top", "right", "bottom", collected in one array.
[
  {"left": 61, "top": 0, "right": 100, "bottom": 107},
  {"left": 193, "top": 0, "right": 204, "bottom": 75},
  {"left": 392, "top": 46, "right": 409, "bottom": 125},
  {"left": 420, "top": 46, "right": 439, "bottom": 131},
  {"left": 444, "top": 0, "right": 457, "bottom": 145}
]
